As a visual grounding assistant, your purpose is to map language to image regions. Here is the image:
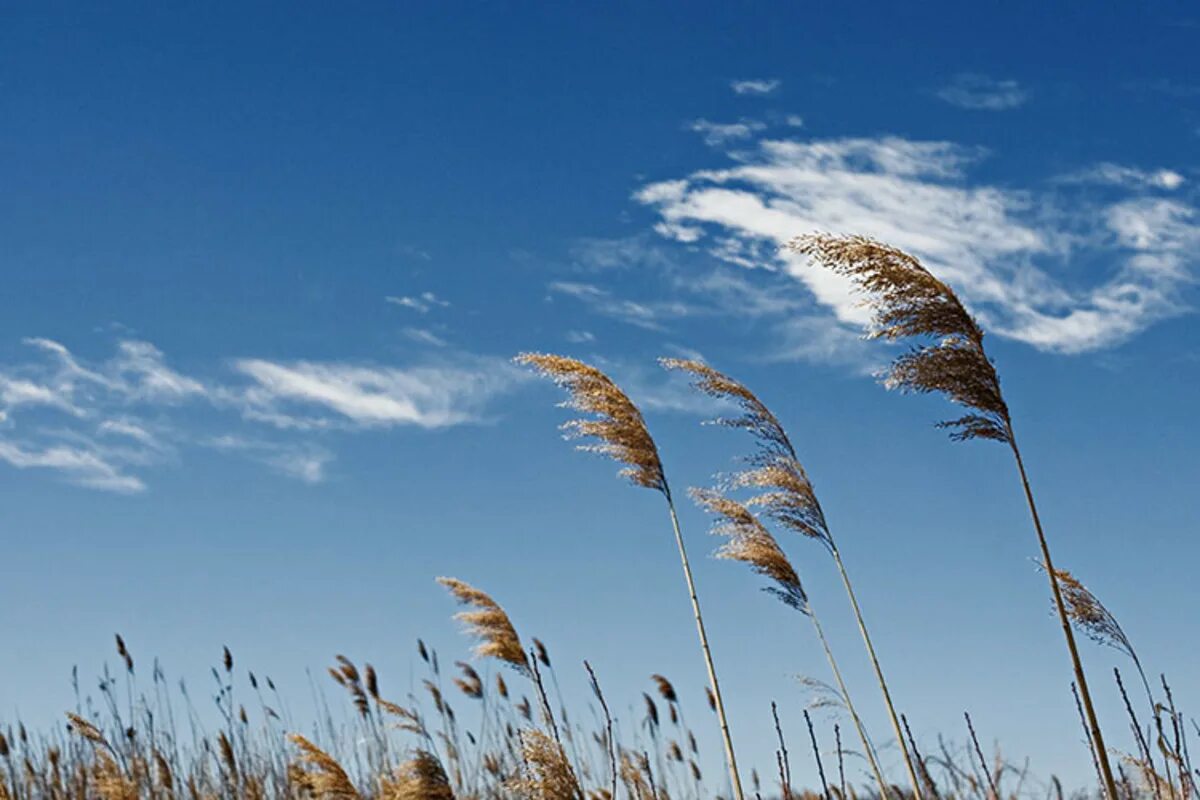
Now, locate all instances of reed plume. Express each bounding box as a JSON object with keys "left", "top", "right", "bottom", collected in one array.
[
  {"left": 664, "top": 357, "right": 922, "bottom": 800},
  {"left": 510, "top": 730, "right": 583, "bottom": 800},
  {"left": 382, "top": 751, "right": 455, "bottom": 800},
  {"left": 437, "top": 577, "right": 530, "bottom": 674},
  {"left": 790, "top": 232, "right": 1119, "bottom": 800},
  {"left": 289, "top": 734, "right": 360, "bottom": 800},
  {"left": 516, "top": 352, "right": 744, "bottom": 800},
  {"left": 514, "top": 353, "right": 665, "bottom": 492},
  {"left": 690, "top": 489, "right": 890, "bottom": 798}
]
